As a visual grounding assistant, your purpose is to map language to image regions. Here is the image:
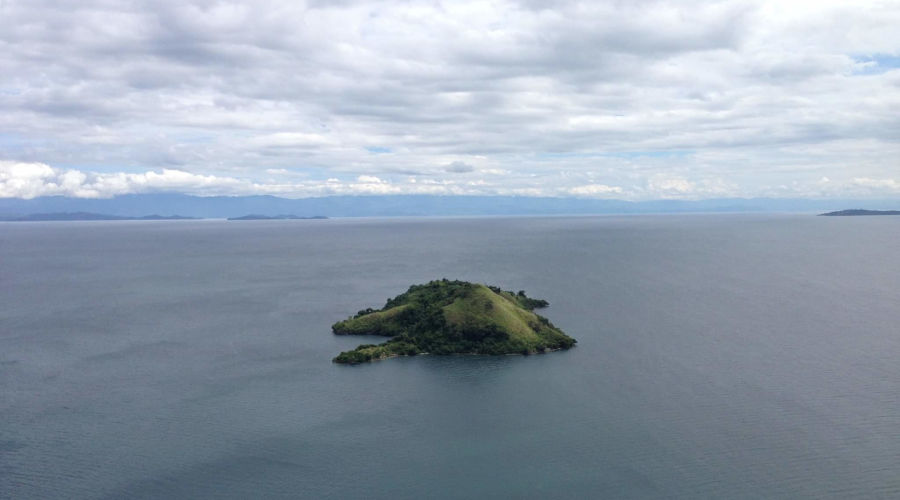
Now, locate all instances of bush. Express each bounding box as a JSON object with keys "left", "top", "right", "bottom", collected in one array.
[{"left": 334, "top": 349, "right": 372, "bottom": 364}]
